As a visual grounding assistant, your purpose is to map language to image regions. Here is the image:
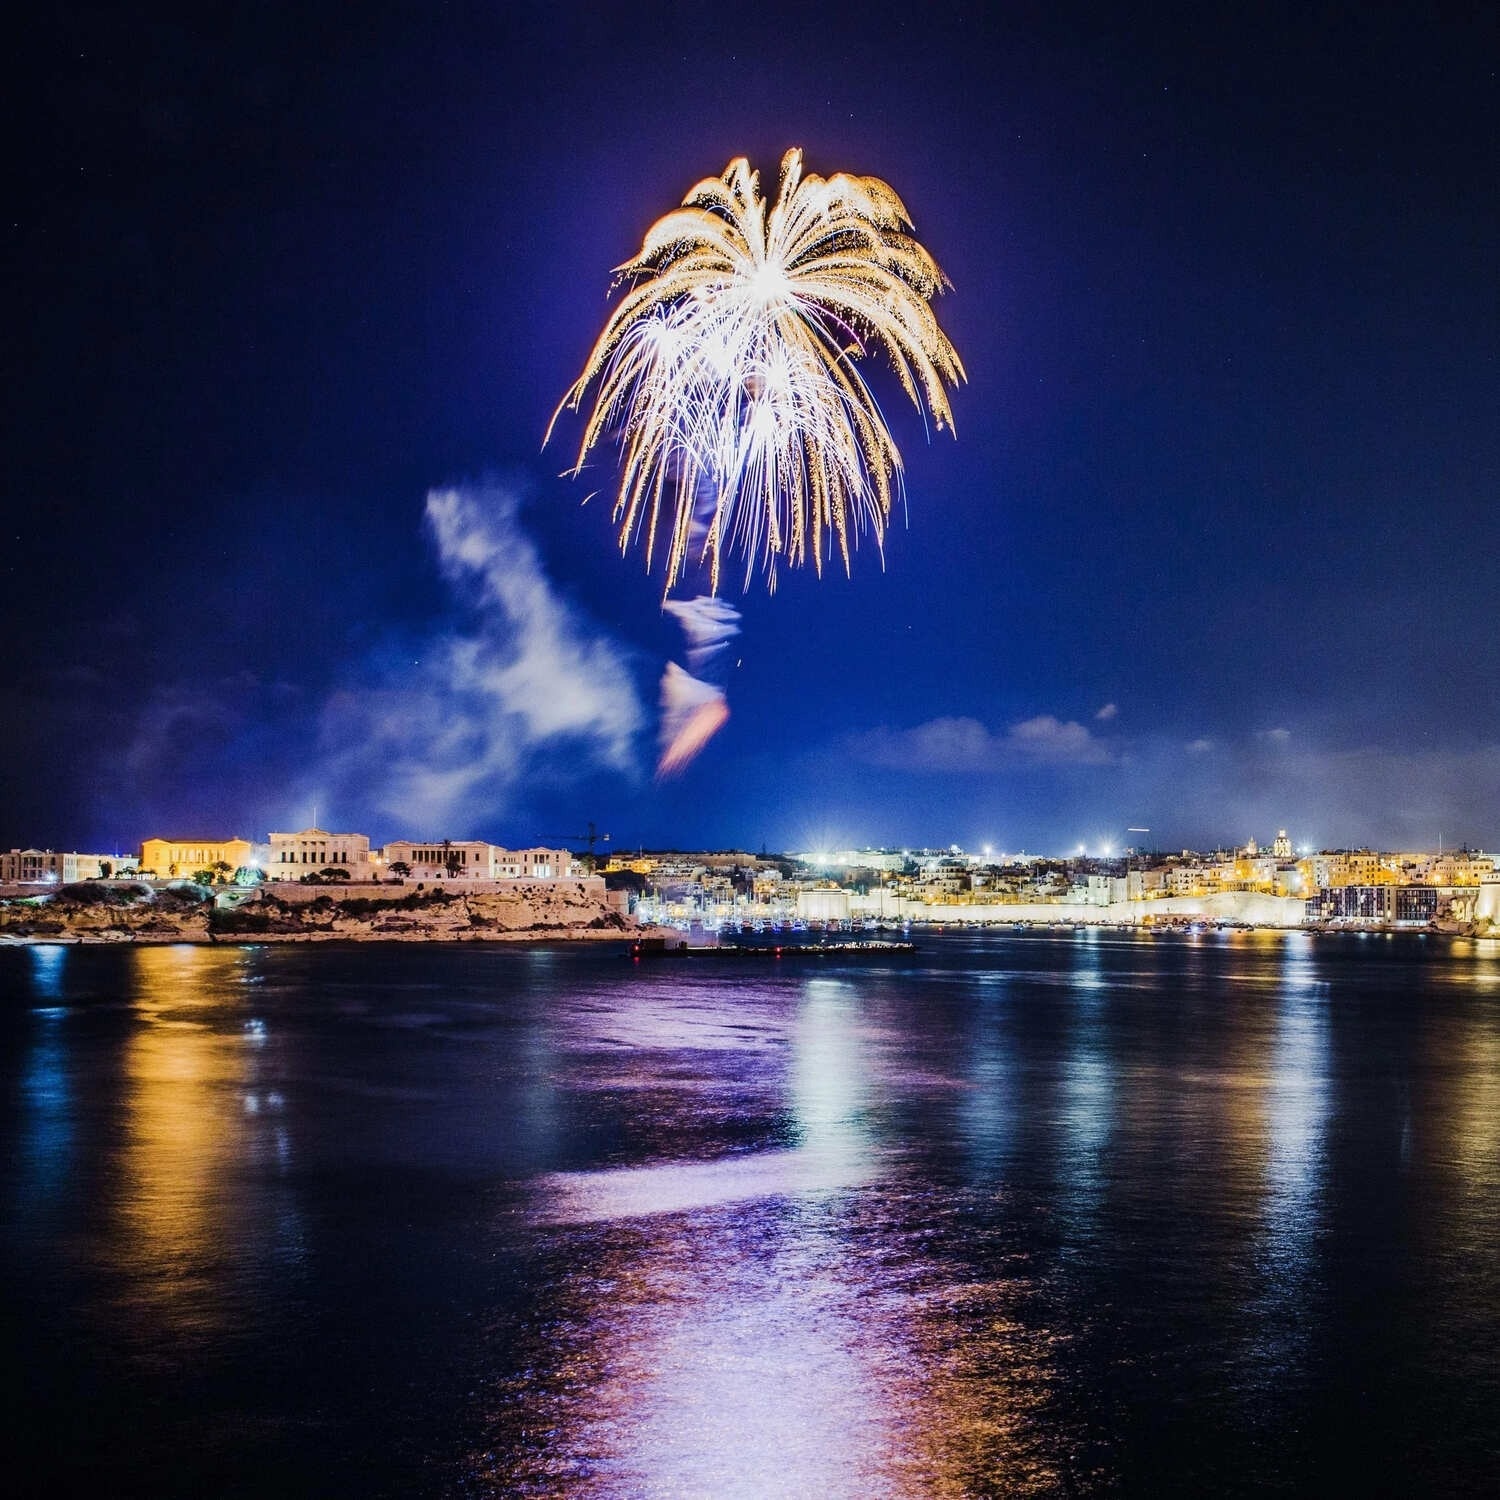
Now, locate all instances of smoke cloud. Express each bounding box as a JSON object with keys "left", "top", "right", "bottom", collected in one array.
[{"left": 311, "top": 484, "right": 643, "bottom": 828}]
